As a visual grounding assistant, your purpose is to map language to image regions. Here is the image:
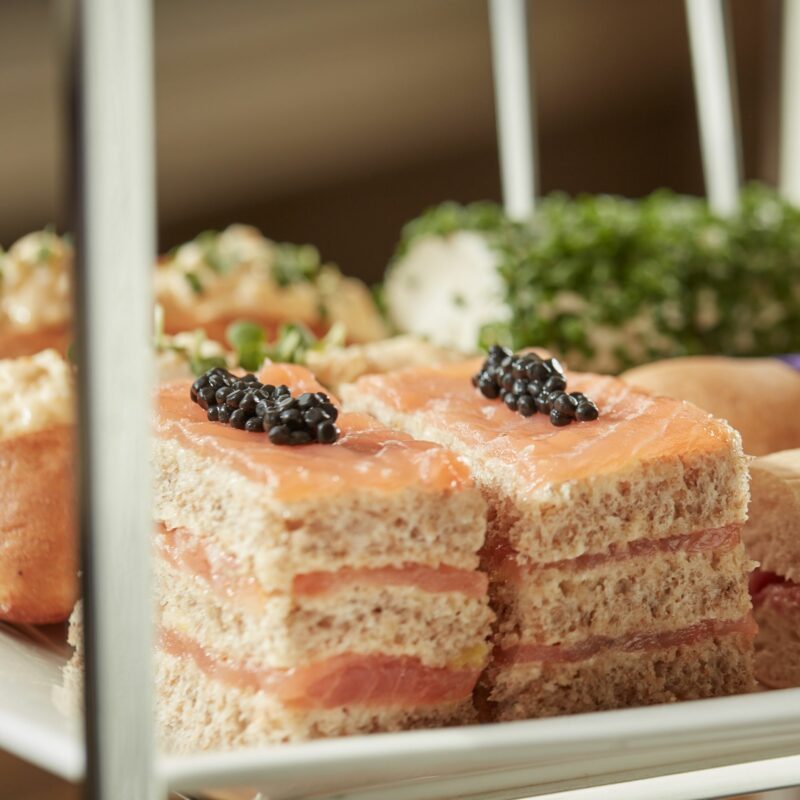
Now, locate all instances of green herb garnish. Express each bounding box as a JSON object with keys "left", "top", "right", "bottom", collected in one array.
[
  {"left": 184, "top": 272, "right": 204, "bottom": 295},
  {"left": 226, "top": 320, "right": 268, "bottom": 372},
  {"left": 226, "top": 319, "right": 346, "bottom": 371},
  {"left": 187, "top": 352, "right": 227, "bottom": 377},
  {"left": 272, "top": 243, "right": 322, "bottom": 287}
]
